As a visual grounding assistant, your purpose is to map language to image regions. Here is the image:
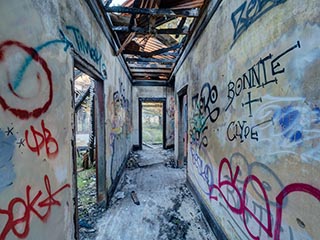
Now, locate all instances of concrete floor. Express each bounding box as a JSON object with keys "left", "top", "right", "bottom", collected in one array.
[{"left": 95, "top": 146, "right": 216, "bottom": 240}]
